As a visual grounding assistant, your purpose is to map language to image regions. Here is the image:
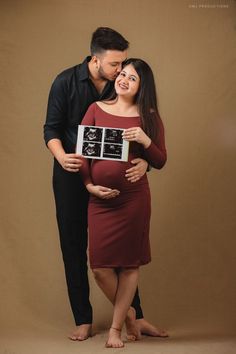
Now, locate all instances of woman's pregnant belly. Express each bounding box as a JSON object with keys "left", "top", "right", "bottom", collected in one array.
[
  {"left": 91, "top": 160, "right": 130, "bottom": 190},
  {"left": 91, "top": 158, "right": 148, "bottom": 191}
]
